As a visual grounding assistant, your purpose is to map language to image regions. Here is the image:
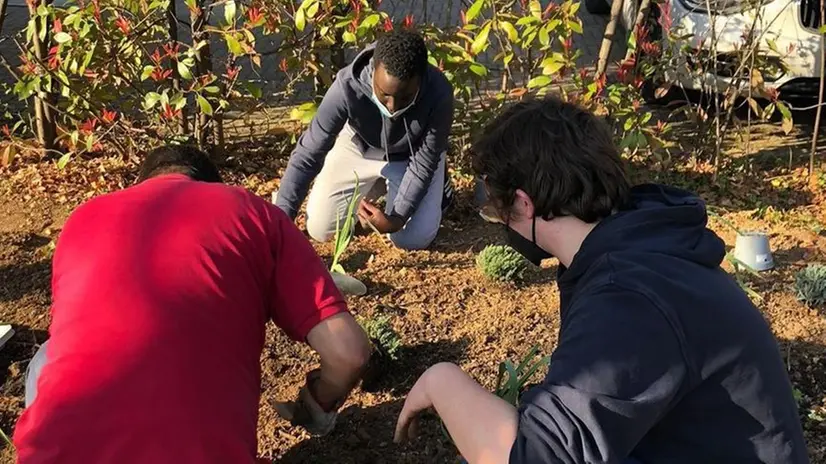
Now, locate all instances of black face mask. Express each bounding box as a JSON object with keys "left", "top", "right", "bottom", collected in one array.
[{"left": 506, "top": 216, "right": 552, "bottom": 266}]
